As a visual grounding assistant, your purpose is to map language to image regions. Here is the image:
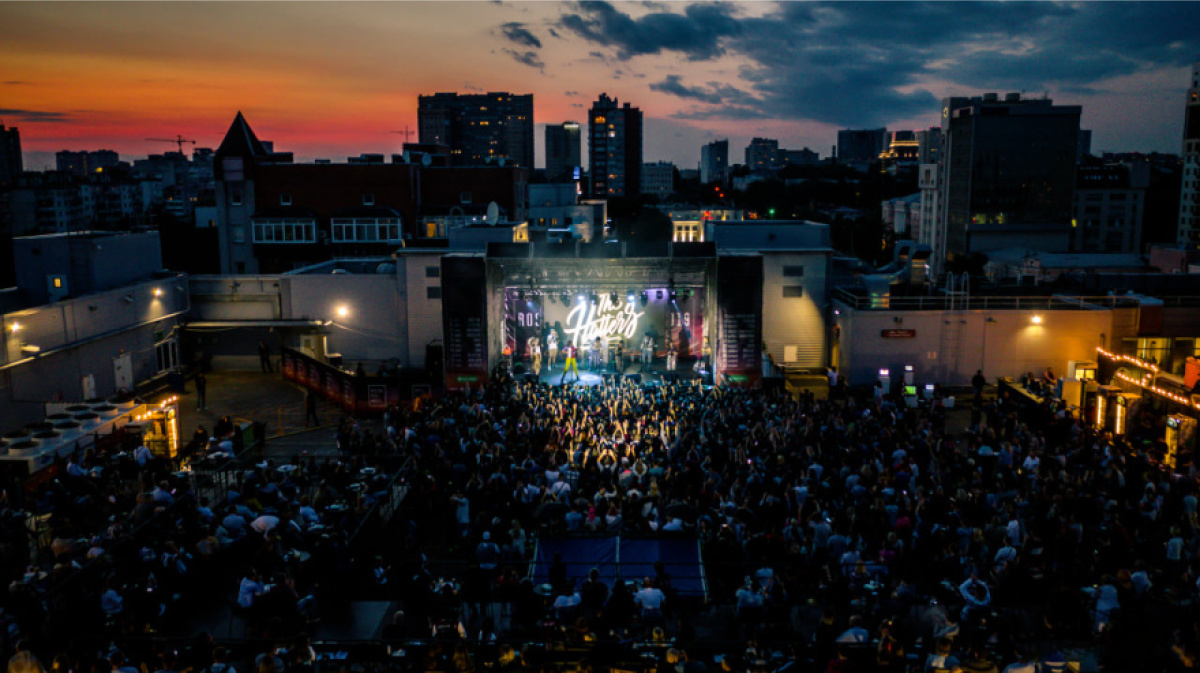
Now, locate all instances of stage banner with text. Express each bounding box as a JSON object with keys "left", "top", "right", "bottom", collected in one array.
[
  {"left": 441, "top": 256, "right": 489, "bottom": 390},
  {"left": 505, "top": 288, "right": 543, "bottom": 361},
  {"left": 716, "top": 256, "right": 763, "bottom": 387}
]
